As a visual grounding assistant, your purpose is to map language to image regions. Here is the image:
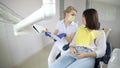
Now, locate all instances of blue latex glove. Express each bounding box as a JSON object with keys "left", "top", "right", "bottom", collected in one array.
[
  {"left": 57, "top": 33, "right": 66, "bottom": 39},
  {"left": 45, "top": 32, "right": 51, "bottom": 37}
]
